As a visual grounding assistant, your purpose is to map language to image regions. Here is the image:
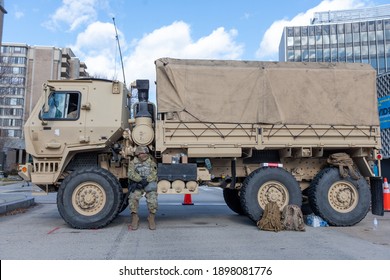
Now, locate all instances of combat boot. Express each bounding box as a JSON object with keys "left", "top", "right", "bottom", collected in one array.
[
  {"left": 131, "top": 213, "right": 139, "bottom": 230},
  {"left": 147, "top": 213, "right": 156, "bottom": 230}
]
